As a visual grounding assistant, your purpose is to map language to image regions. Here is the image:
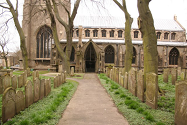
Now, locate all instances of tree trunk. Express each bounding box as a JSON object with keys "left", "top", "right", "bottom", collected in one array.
[
  {"left": 6, "top": 0, "right": 28, "bottom": 70},
  {"left": 137, "top": 0, "right": 158, "bottom": 78}
]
